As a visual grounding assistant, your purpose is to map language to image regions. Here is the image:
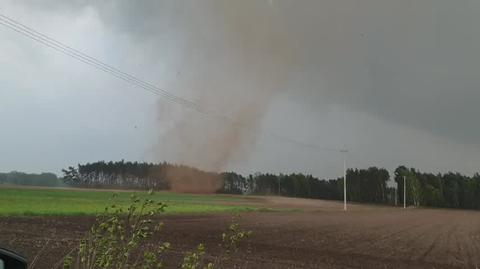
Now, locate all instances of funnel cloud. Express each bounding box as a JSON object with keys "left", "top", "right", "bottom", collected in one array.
[{"left": 155, "top": 1, "right": 299, "bottom": 173}]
